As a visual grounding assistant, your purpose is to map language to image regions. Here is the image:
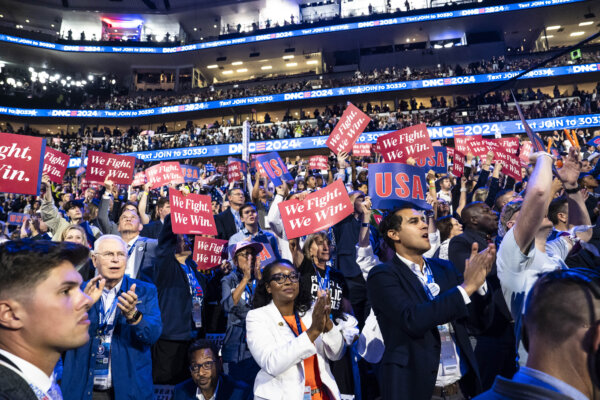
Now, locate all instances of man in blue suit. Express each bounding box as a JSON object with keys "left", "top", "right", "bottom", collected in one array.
[
  {"left": 61, "top": 234, "right": 162, "bottom": 400},
  {"left": 174, "top": 339, "right": 252, "bottom": 400},
  {"left": 367, "top": 205, "right": 495, "bottom": 400}
]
